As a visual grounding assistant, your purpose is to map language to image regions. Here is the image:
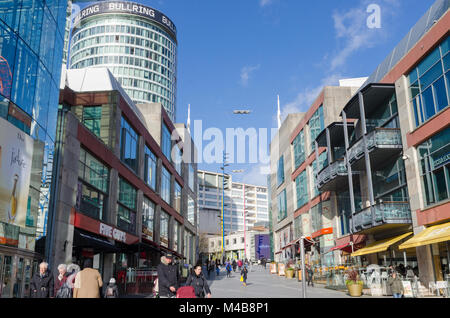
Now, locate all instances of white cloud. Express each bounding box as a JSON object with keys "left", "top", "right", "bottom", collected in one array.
[
  {"left": 240, "top": 64, "right": 260, "bottom": 86},
  {"left": 241, "top": 163, "right": 270, "bottom": 186},
  {"left": 259, "top": 0, "right": 273, "bottom": 7}
]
